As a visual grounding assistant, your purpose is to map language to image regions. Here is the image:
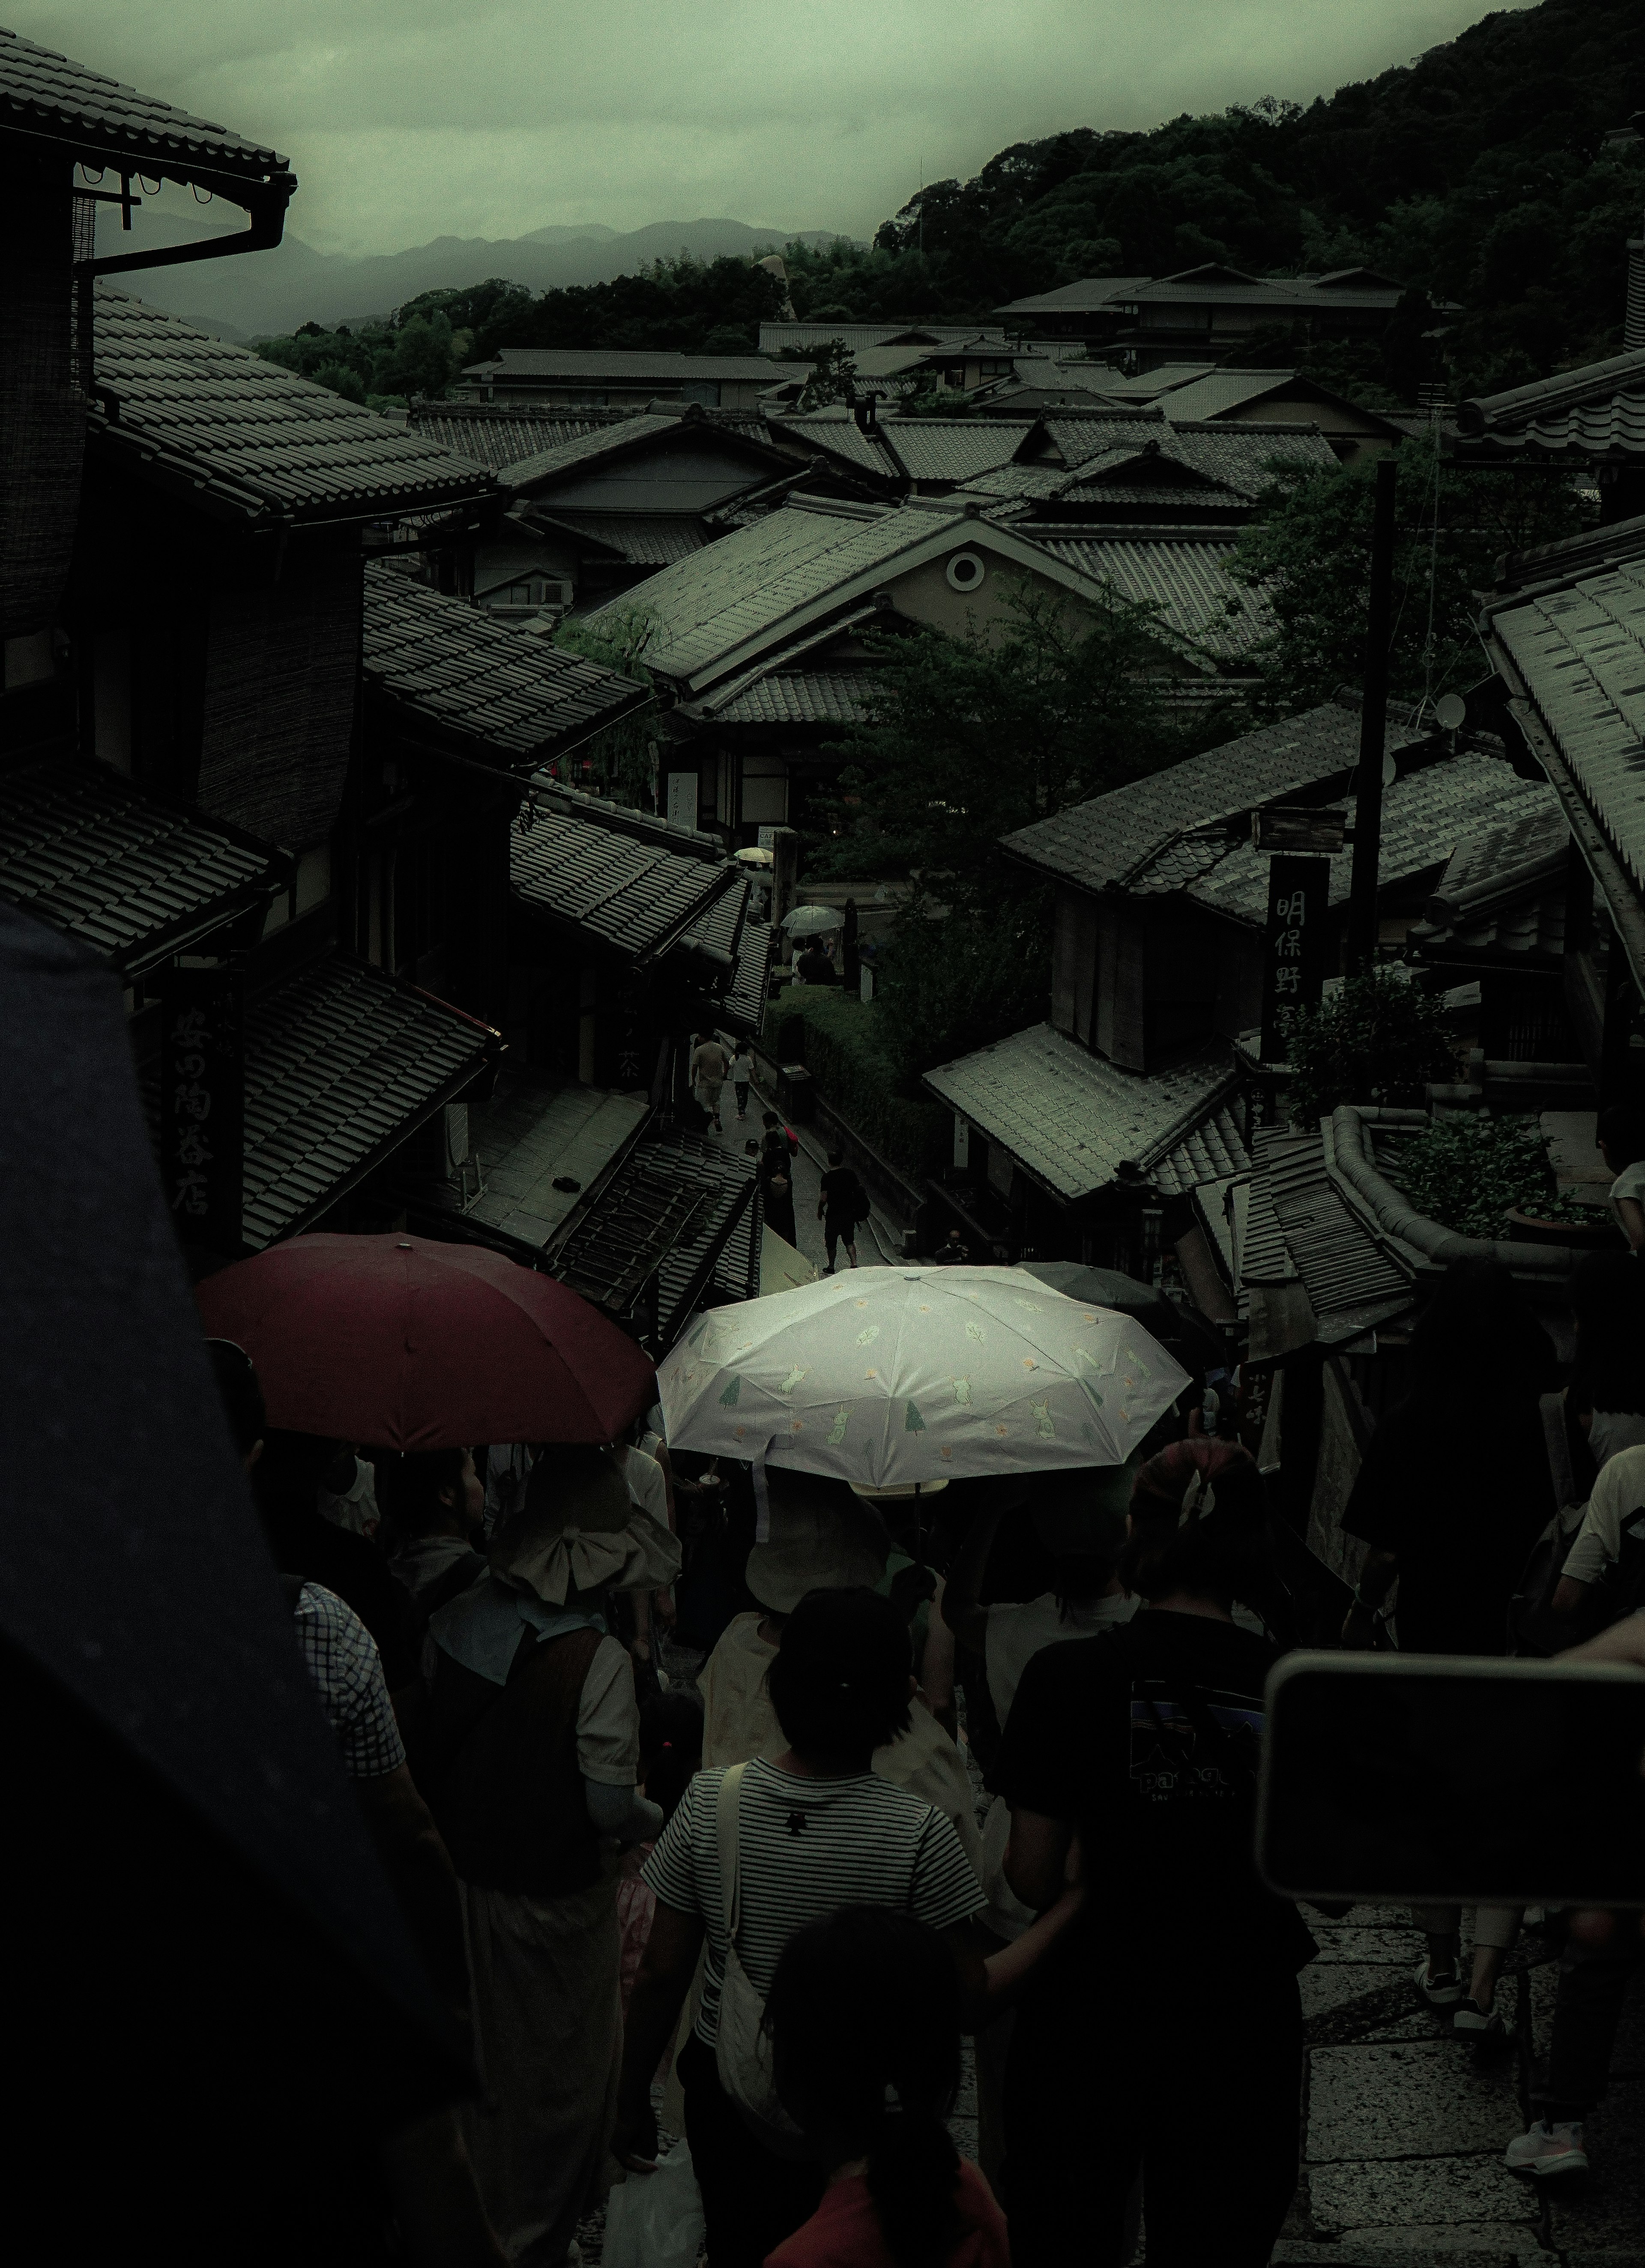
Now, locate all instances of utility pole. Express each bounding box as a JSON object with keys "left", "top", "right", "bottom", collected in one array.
[{"left": 1346, "top": 456, "right": 1399, "bottom": 975}]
